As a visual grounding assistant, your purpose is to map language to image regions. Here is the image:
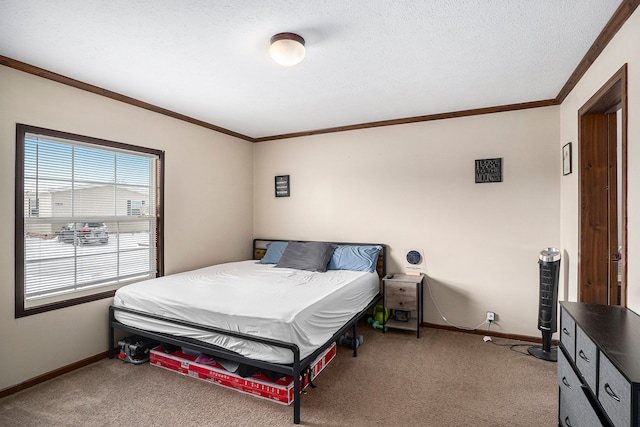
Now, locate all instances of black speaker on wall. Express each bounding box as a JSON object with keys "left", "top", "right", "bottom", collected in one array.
[{"left": 528, "top": 248, "right": 561, "bottom": 362}]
